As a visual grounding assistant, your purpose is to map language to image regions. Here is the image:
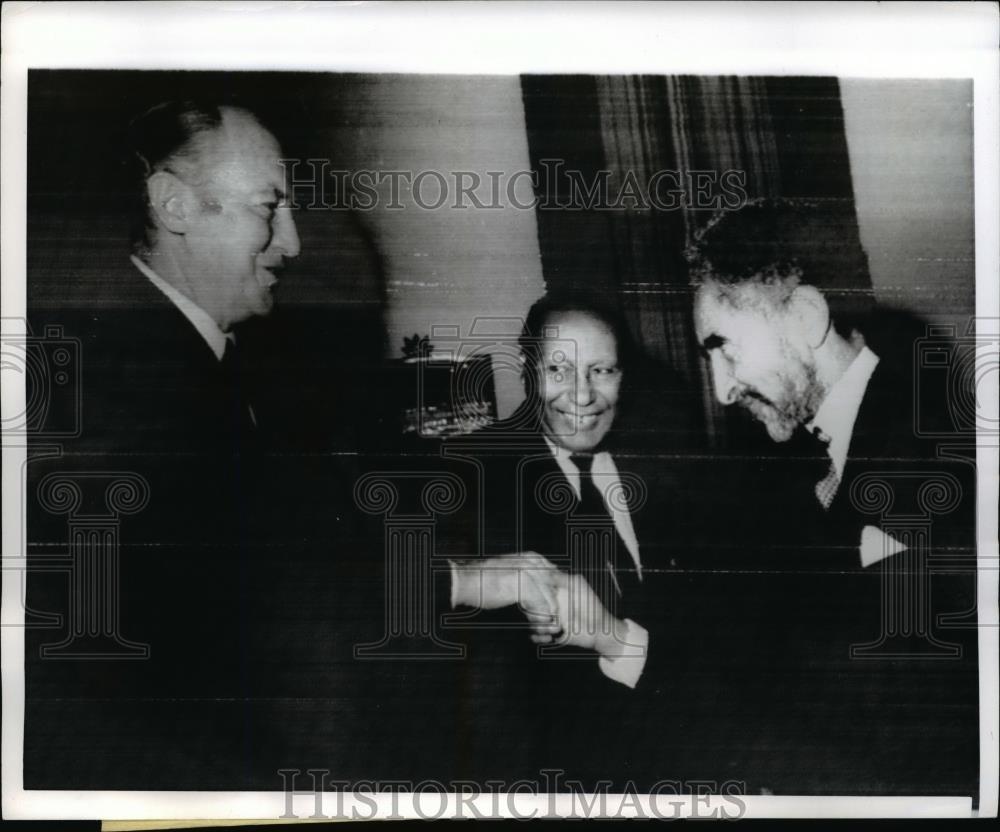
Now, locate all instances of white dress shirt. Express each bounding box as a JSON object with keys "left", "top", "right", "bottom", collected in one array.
[
  {"left": 808, "top": 345, "right": 880, "bottom": 483},
  {"left": 131, "top": 254, "right": 233, "bottom": 361},
  {"left": 544, "top": 438, "right": 642, "bottom": 572},
  {"left": 448, "top": 436, "right": 651, "bottom": 688},
  {"left": 544, "top": 438, "right": 649, "bottom": 689}
]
